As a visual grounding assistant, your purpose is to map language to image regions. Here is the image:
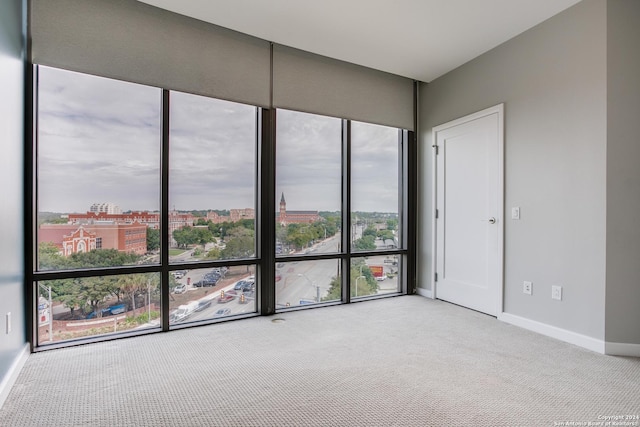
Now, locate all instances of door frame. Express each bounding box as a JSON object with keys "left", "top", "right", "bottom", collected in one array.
[{"left": 430, "top": 104, "right": 505, "bottom": 315}]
